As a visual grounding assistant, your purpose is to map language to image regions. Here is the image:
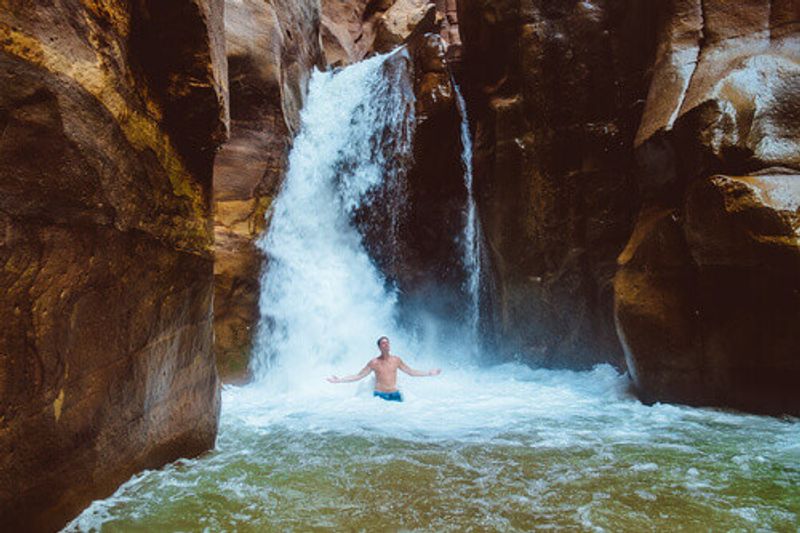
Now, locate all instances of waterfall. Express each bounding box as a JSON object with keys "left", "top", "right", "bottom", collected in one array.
[
  {"left": 453, "top": 83, "right": 483, "bottom": 343},
  {"left": 250, "top": 50, "right": 416, "bottom": 390}
]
